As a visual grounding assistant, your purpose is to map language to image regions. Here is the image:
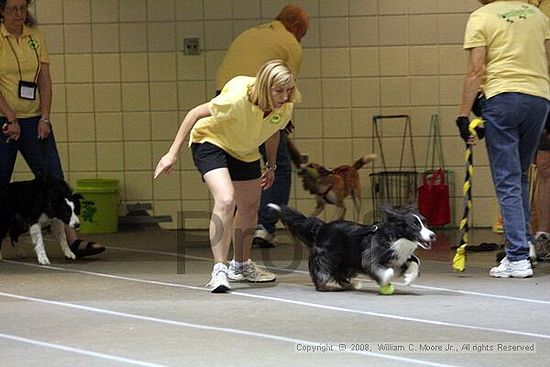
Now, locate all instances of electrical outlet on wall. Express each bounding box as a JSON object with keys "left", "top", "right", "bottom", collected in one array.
[{"left": 183, "top": 38, "right": 200, "bottom": 55}]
